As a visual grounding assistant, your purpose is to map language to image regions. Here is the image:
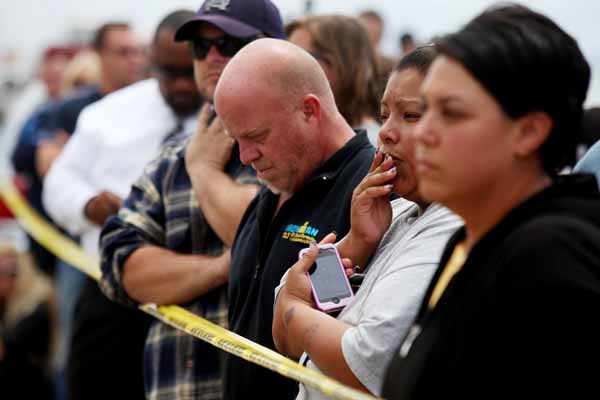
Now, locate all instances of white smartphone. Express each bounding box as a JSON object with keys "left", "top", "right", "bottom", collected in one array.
[{"left": 299, "top": 243, "right": 354, "bottom": 313}]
